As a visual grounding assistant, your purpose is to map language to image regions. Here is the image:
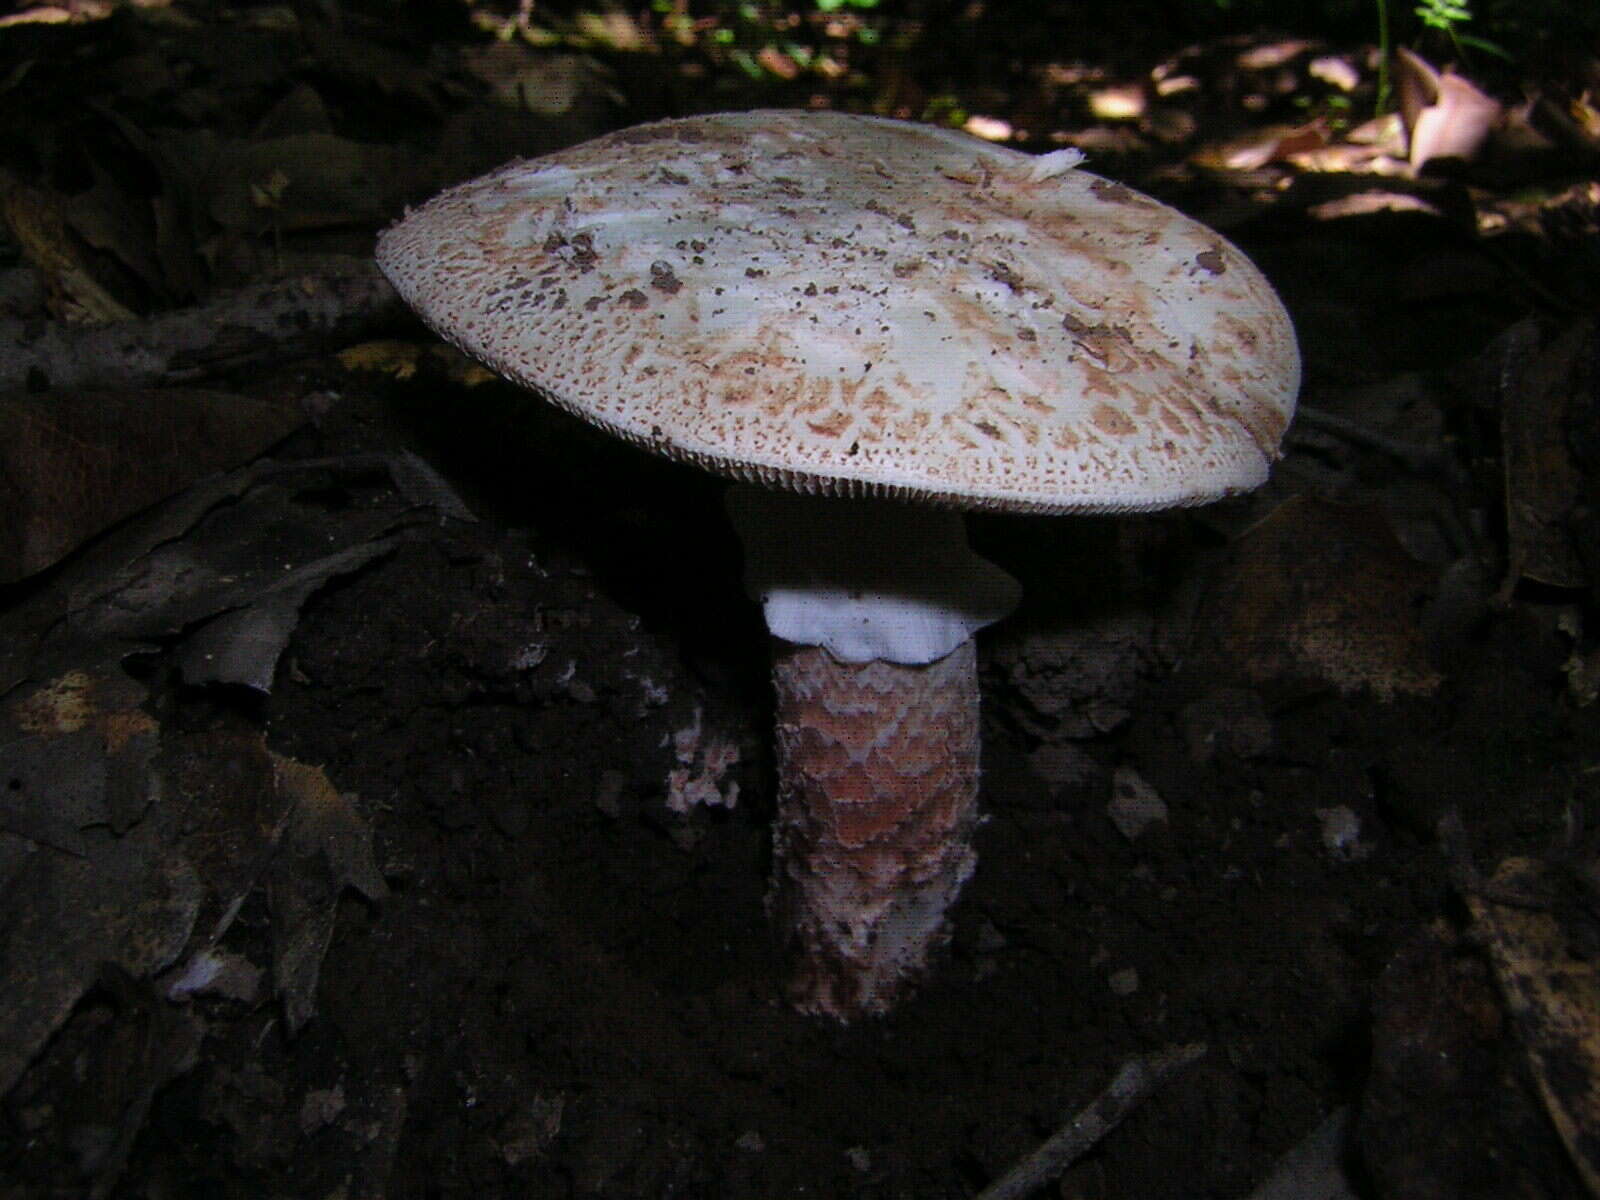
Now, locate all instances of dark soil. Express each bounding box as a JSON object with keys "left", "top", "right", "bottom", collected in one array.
[{"left": 98, "top": 326, "right": 1594, "bottom": 1198}]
